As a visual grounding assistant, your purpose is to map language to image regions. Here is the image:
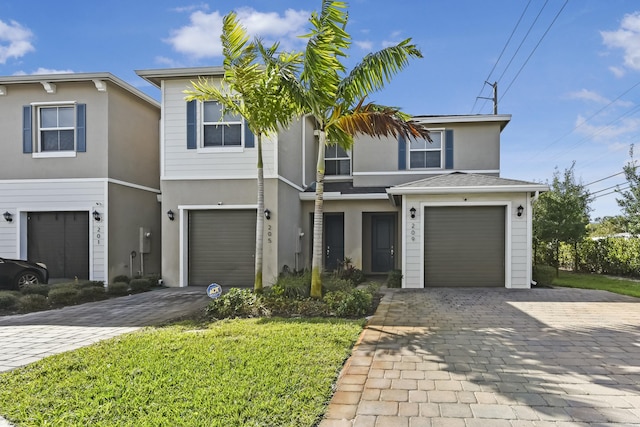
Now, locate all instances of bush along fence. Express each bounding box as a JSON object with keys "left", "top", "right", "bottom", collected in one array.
[{"left": 537, "top": 237, "right": 640, "bottom": 278}]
